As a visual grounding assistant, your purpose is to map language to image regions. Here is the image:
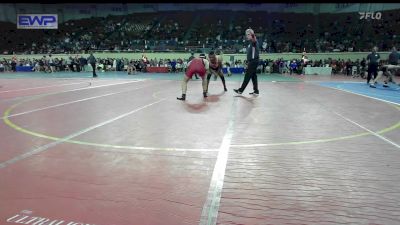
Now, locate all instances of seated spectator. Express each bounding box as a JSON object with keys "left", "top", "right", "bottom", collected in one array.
[
  {"left": 170, "top": 59, "right": 177, "bottom": 73},
  {"left": 224, "top": 62, "right": 232, "bottom": 76},
  {"left": 176, "top": 59, "right": 183, "bottom": 73},
  {"left": 97, "top": 63, "right": 105, "bottom": 72},
  {"left": 281, "top": 61, "right": 289, "bottom": 74},
  {"left": 127, "top": 60, "right": 137, "bottom": 75},
  {"left": 289, "top": 60, "right": 298, "bottom": 75}
]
